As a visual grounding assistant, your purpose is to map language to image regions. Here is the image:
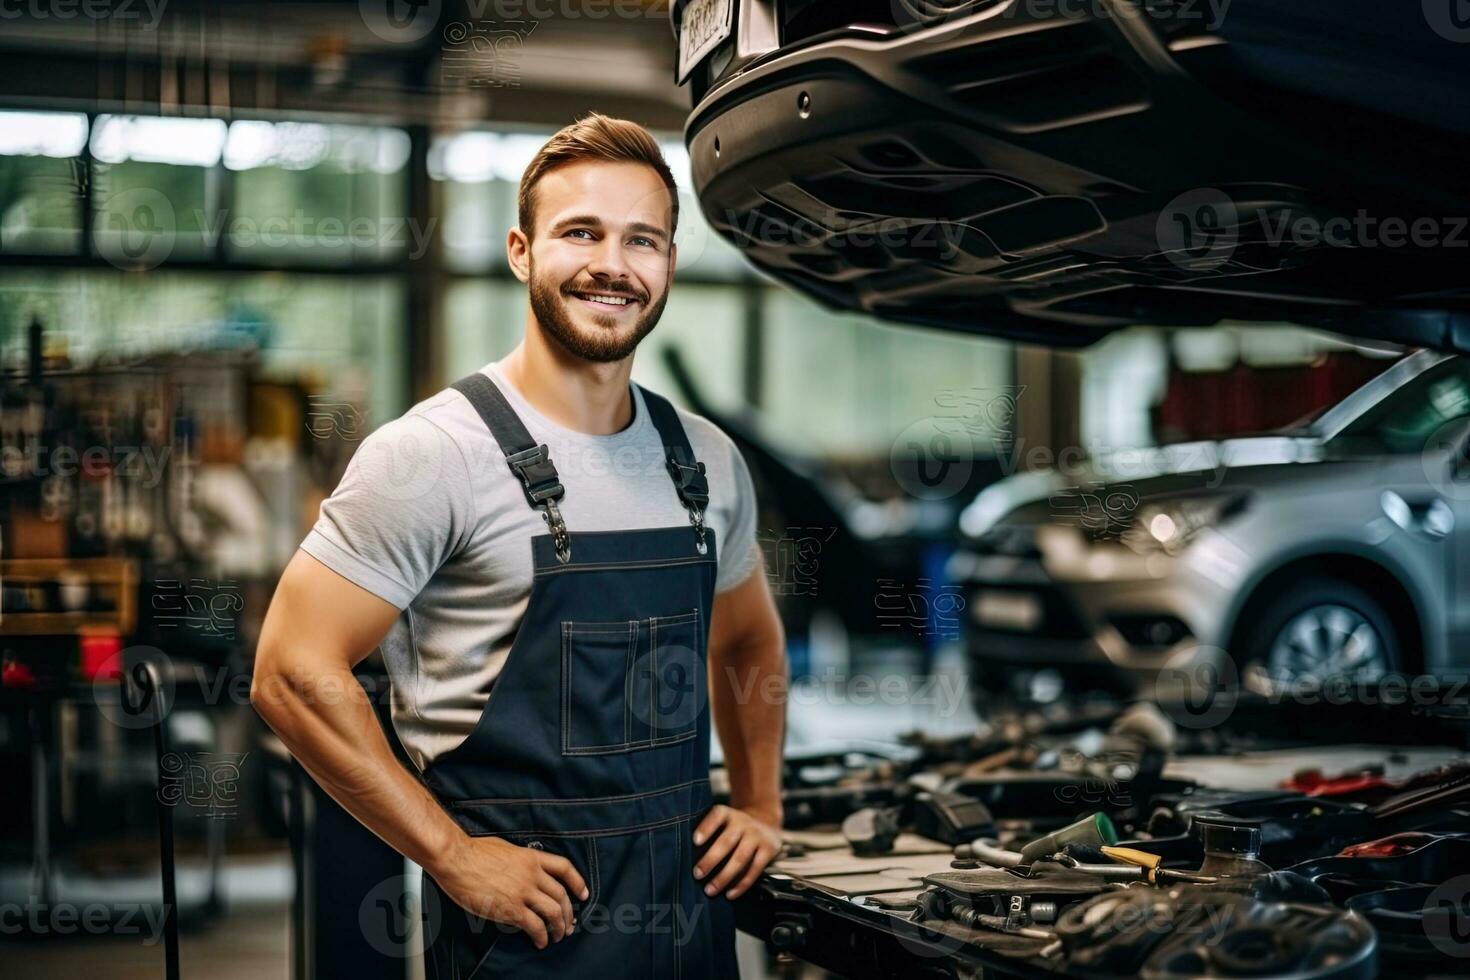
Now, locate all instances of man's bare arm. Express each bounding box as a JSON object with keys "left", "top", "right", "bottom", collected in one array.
[
  {"left": 696, "top": 557, "right": 787, "bottom": 900},
  {"left": 251, "top": 549, "right": 586, "bottom": 948}
]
